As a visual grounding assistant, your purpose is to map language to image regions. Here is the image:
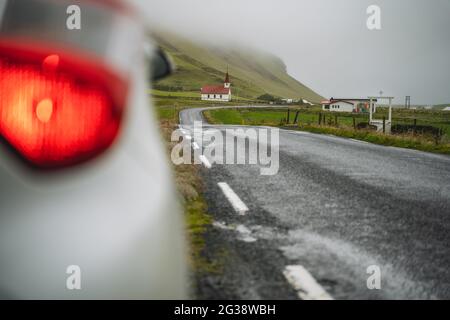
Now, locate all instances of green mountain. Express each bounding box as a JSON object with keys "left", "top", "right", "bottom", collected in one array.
[{"left": 152, "top": 32, "right": 323, "bottom": 103}]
